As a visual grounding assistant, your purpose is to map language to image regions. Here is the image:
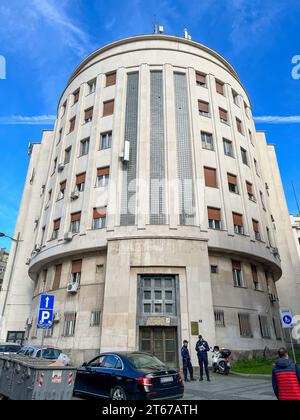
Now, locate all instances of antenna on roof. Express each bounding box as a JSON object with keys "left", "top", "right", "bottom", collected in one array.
[
  {"left": 184, "top": 28, "right": 192, "bottom": 40},
  {"left": 154, "top": 21, "right": 164, "bottom": 34}
]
